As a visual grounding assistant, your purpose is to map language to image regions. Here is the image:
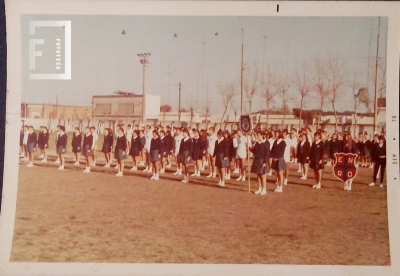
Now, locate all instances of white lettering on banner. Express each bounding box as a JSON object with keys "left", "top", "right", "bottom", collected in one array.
[
  {"left": 348, "top": 171, "right": 353, "bottom": 177},
  {"left": 338, "top": 157, "right": 343, "bottom": 163},
  {"left": 348, "top": 158, "right": 353, "bottom": 164},
  {"left": 338, "top": 171, "right": 342, "bottom": 176}
]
